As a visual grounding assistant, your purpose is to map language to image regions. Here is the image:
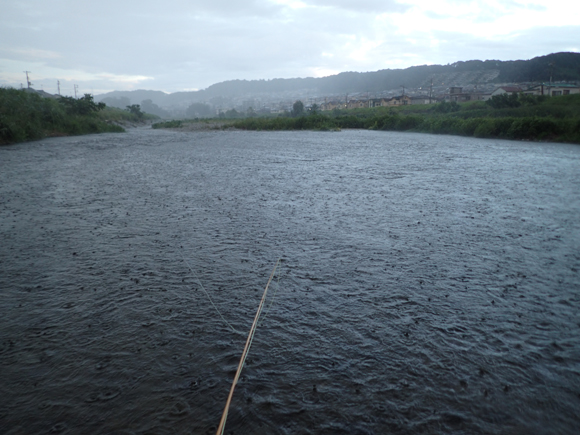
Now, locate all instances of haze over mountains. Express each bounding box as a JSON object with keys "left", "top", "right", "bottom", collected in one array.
[{"left": 95, "top": 52, "right": 580, "bottom": 116}]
